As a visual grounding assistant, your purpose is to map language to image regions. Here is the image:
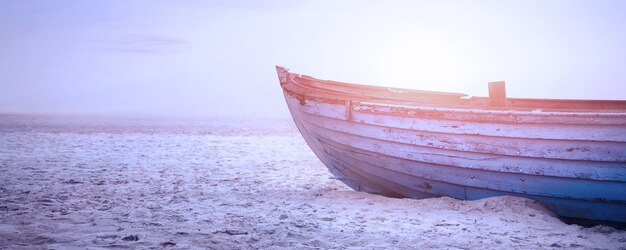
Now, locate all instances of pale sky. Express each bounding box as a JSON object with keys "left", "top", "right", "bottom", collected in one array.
[{"left": 1, "top": 0, "right": 625, "bottom": 118}]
